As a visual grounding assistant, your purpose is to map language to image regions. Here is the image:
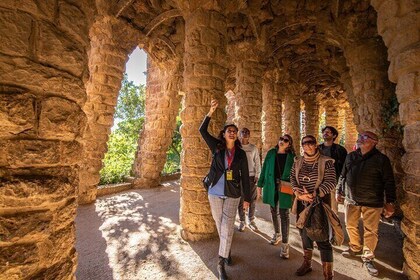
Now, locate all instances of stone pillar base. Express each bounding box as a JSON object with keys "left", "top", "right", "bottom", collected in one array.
[
  {"left": 78, "top": 188, "right": 97, "bottom": 205},
  {"left": 403, "top": 262, "right": 420, "bottom": 280},
  {"left": 133, "top": 178, "right": 160, "bottom": 189},
  {"left": 180, "top": 229, "right": 218, "bottom": 241}
]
